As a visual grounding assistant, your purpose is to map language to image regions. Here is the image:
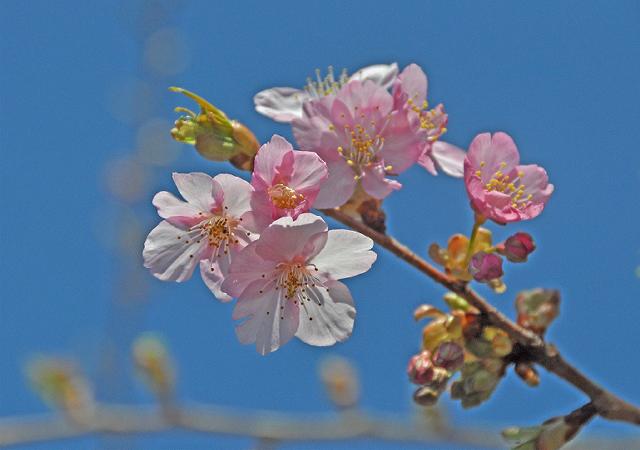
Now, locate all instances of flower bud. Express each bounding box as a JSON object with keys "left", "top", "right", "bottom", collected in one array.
[
  {"left": 469, "top": 251, "right": 503, "bottom": 282},
  {"left": 26, "top": 357, "right": 94, "bottom": 422},
  {"left": 432, "top": 342, "right": 464, "bottom": 372},
  {"left": 407, "top": 350, "right": 434, "bottom": 385},
  {"left": 499, "top": 232, "right": 535, "bottom": 263},
  {"left": 319, "top": 356, "right": 360, "bottom": 409},
  {"left": 515, "top": 289, "right": 560, "bottom": 335},
  {"left": 170, "top": 87, "right": 259, "bottom": 166},
  {"left": 413, "top": 385, "right": 441, "bottom": 407},
  {"left": 515, "top": 362, "right": 540, "bottom": 387},
  {"left": 133, "top": 333, "right": 175, "bottom": 397}
]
